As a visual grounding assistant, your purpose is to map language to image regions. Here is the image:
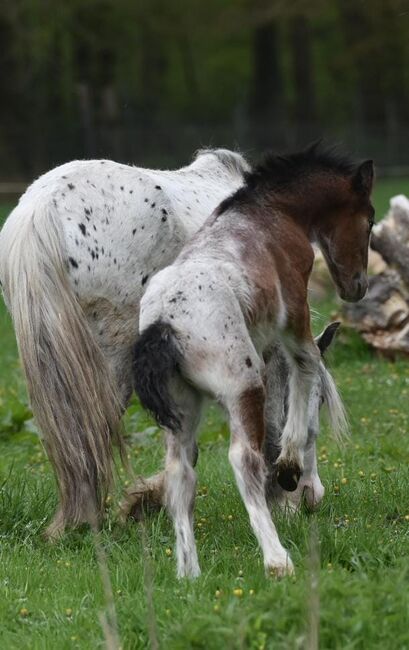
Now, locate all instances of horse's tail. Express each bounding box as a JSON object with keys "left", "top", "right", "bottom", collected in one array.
[
  {"left": 319, "top": 364, "right": 348, "bottom": 442},
  {"left": 0, "top": 199, "right": 123, "bottom": 537},
  {"left": 133, "top": 321, "right": 182, "bottom": 431}
]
